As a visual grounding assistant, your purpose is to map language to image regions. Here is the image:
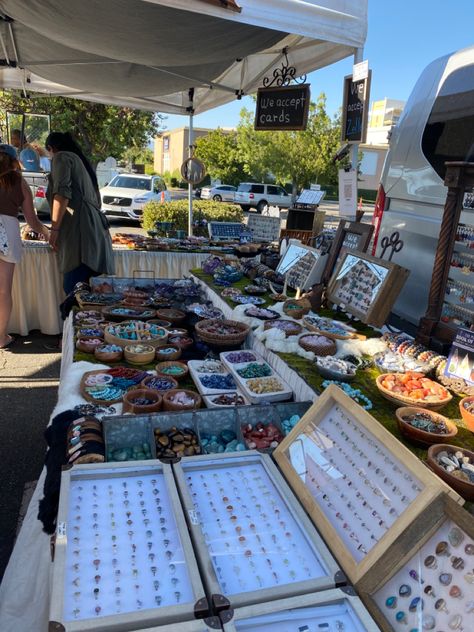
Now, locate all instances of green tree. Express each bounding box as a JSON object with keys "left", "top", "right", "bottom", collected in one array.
[
  {"left": 194, "top": 128, "right": 247, "bottom": 186},
  {"left": 0, "top": 91, "right": 164, "bottom": 167},
  {"left": 237, "top": 93, "right": 342, "bottom": 195}
]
